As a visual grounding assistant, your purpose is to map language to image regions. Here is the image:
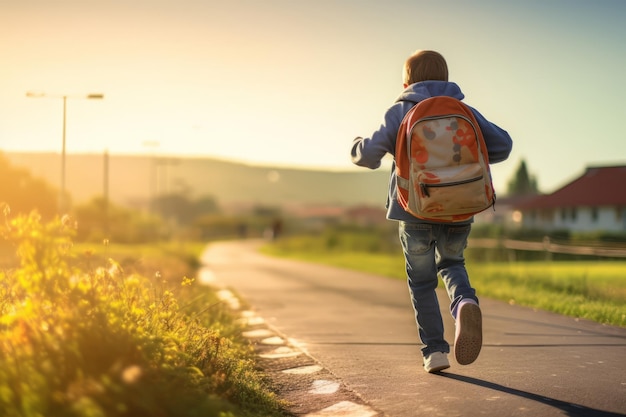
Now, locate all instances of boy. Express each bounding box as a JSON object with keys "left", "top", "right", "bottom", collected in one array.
[{"left": 351, "top": 50, "right": 512, "bottom": 373}]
